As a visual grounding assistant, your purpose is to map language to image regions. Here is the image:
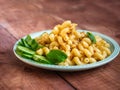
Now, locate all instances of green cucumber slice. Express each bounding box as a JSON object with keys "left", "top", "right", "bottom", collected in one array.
[
  {"left": 17, "top": 46, "right": 35, "bottom": 55},
  {"left": 33, "top": 55, "right": 52, "bottom": 64}
]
